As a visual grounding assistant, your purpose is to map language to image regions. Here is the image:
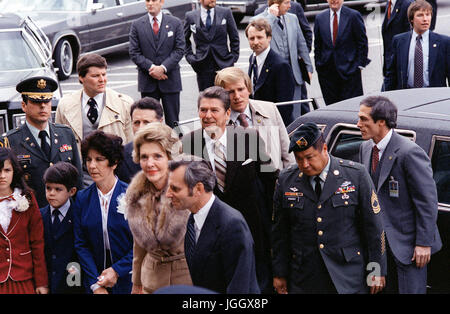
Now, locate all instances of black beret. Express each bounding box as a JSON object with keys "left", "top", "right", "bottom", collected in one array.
[
  {"left": 288, "top": 122, "right": 322, "bottom": 153},
  {"left": 16, "top": 76, "right": 58, "bottom": 103}
]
